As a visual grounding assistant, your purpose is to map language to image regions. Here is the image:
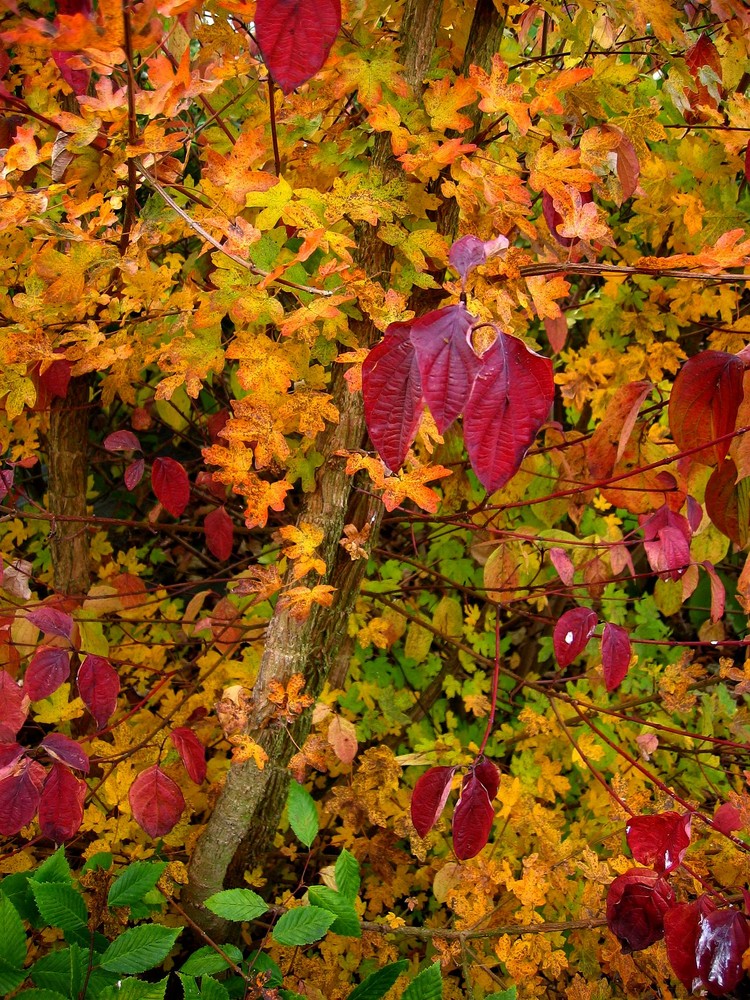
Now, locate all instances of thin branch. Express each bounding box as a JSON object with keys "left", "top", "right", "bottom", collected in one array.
[
  {"left": 119, "top": 1, "right": 138, "bottom": 255},
  {"left": 514, "top": 261, "right": 750, "bottom": 284},
  {"left": 358, "top": 916, "right": 608, "bottom": 940},
  {"left": 268, "top": 76, "right": 281, "bottom": 177}
]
